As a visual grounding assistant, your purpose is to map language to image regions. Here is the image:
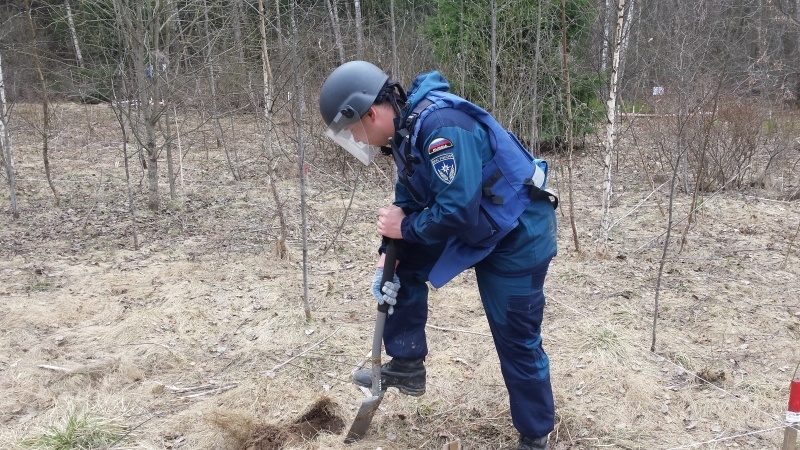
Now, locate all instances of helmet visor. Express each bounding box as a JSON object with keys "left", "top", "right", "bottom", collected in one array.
[{"left": 325, "top": 115, "right": 380, "bottom": 166}]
